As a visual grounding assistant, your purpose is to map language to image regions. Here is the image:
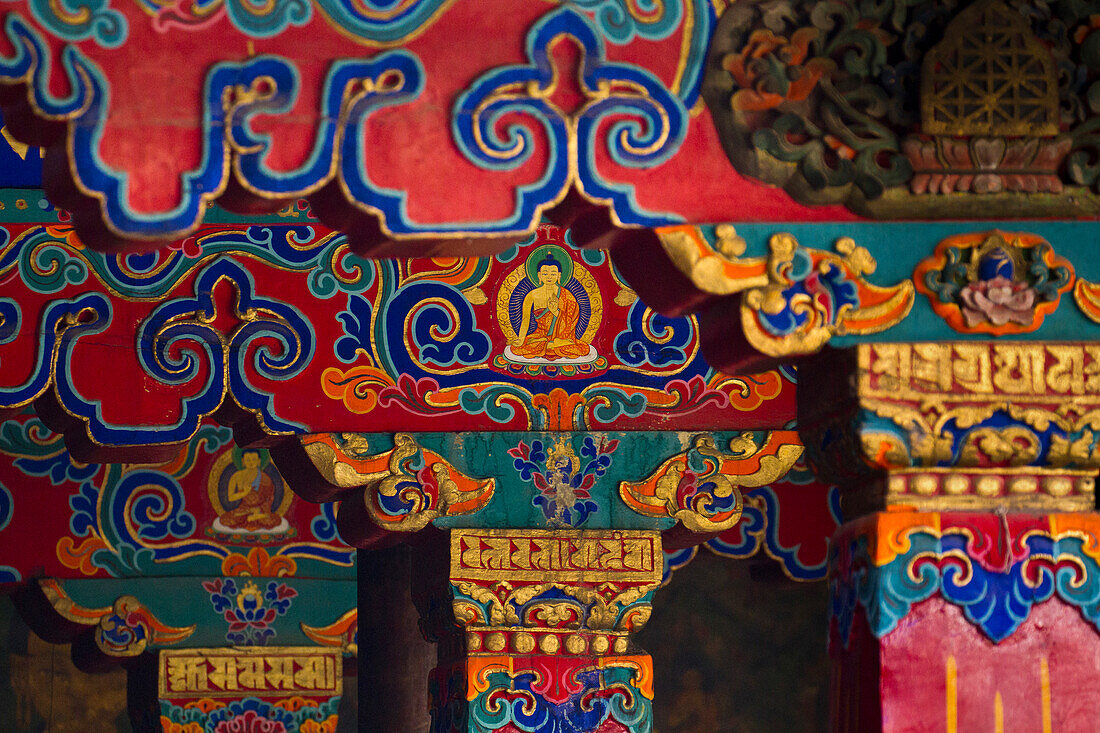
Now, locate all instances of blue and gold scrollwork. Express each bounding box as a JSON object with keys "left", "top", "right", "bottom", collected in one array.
[
  {"left": 614, "top": 301, "right": 695, "bottom": 368},
  {"left": 0, "top": 292, "right": 112, "bottom": 413},
  {"left": 3, "top": 0, "right": 127, "bottom": 48},
  {"left": 469, "top": 662, "right": 652, "bottom": 733},
  {"left": 390, "top": 283, "right": 492, "bottom": 369},
  {"left": 0, "top": 223, "right": 371, "bottom": 300},
  {"left": 452, "top": 6, "right": 688, "bottom": 229},
  {"left": 0, "top": 16, "right": 427, "bottom": 239},
  {"left": 0, "top": 410, "right": 355, "bottom": 578},
  {"left": 136, "top": 257, "right": 315, "bottom": 441}
]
